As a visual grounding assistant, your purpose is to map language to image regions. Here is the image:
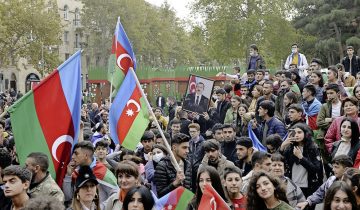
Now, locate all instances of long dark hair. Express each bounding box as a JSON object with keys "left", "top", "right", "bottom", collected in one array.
[
  {"left": 311, "top": 70, "right": 324, "bottom": 87},
  {"left": 340, "top": 117, "right": 360, "bottom": 147},
  {"left": 247, "top": 171, "right": 288, "bottom": 210},
  {"left": 291, "top": 123, "right": 314, "bottom": 149},
  {"left": 190, "top": 166, "right": 228, "bottom": 209},
  {"left": 323, "top": 181, "right": 357, "bottom": 210},
  {"left": 352, "top": 85, "right": 360, "bottom": 100},
  {"left": 284, "top": 92, "right": 298, "bottom": 107},
  {"left": 123, "top": 186, "right": 155, "bottom": 210}
]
